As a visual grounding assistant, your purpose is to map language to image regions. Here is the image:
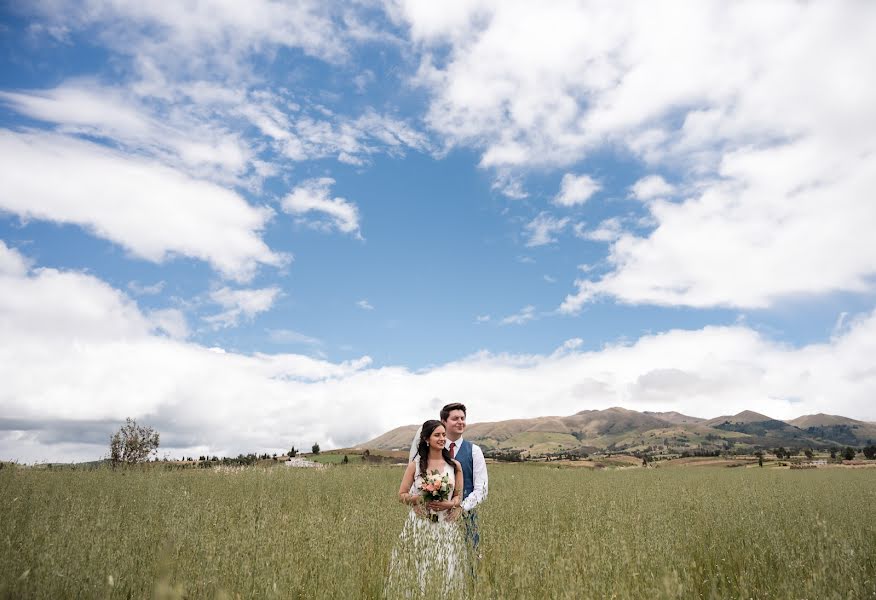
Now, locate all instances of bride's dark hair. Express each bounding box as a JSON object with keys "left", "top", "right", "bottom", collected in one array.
[{"left": 415, "top": 419, "right": 458, "bottom": 478}]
